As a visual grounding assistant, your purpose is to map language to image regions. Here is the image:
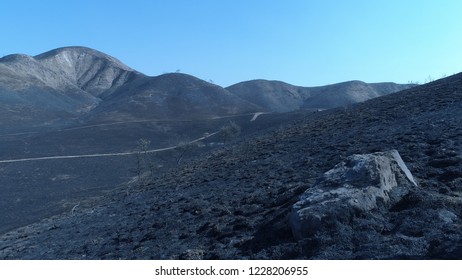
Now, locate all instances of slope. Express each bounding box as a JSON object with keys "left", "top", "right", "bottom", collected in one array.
[
  {"left": 83, "top": 73, "right": 262, "bottom": 123},
  {"left": 226, "top": 79, "right": 414, "bottom": 112},
  {"left": 0, "top": 47, "right": 264, "bottom": 132},
  {"left": 0, "top": 72, "right": 460, "bottom": 259},
  {"left": 0, "top": 47, "right": 139, "bottom": 132}
]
